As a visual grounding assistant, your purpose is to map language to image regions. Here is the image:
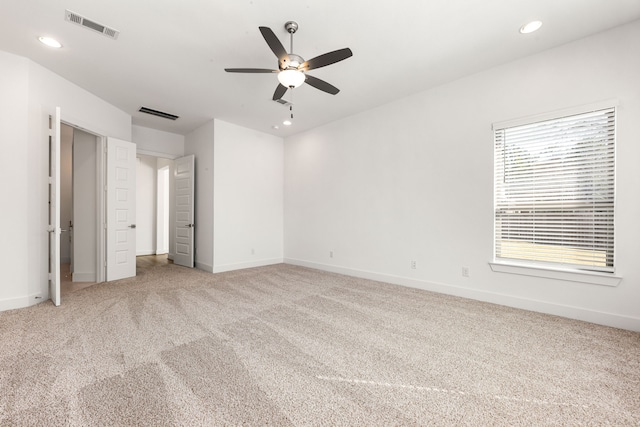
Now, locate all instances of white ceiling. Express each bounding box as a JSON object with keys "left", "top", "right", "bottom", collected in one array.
[{"left": 1, "top": 0, "right": 639, "bottom": 138}]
